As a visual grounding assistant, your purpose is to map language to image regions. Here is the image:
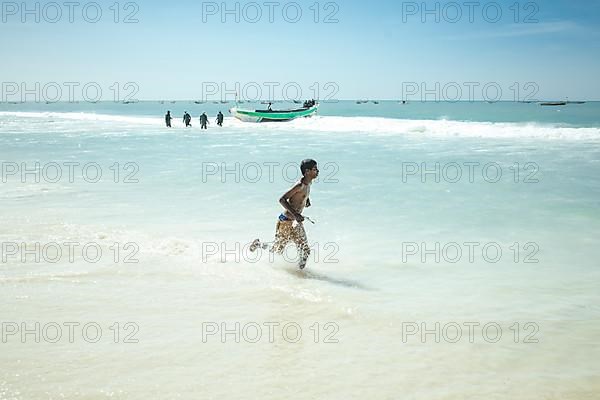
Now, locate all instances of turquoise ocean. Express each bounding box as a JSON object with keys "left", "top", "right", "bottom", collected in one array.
[{"left": 1, "top": 101, "right": 600, "bottom": 399}]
